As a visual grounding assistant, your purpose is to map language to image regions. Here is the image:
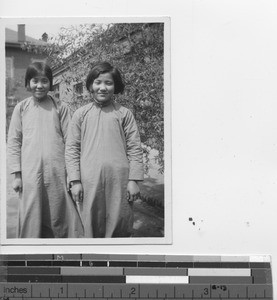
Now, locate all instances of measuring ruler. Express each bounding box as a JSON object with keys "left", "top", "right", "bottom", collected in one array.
[{"left": 0, "top": 254, "right": 273, "bottom": 299}]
